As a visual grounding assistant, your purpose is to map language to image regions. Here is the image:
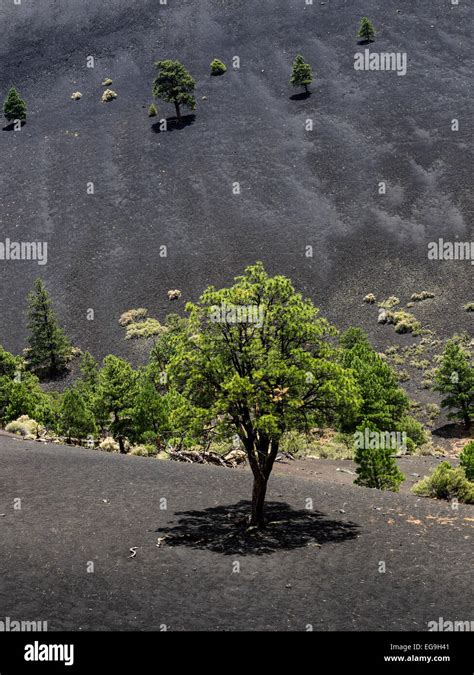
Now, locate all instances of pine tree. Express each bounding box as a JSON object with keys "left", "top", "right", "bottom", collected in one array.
[
  {"left": 152, "top": 60, "right": 196, "bottom": 123},
  {"left": 290, "top": 55, "right": 313, "bottom": 94},
  {"left": 354, "top": 424, "right": 405, "bottom": 491},
  {"left": 26, "top": 279, "right": 71, "bottom": 378},
  {"left": 460, "top": 441, "right": 474, "bottom": 481},
  {"left": 434, "top": 340, "right": 474, "bottom": 429},
  {"left": 59, "top": 387, "right": 96, "bottom": 443},
  {"left": 358, "top": 17, "right": 376, "bottom": 43},
  {"left": 95, "top": 356, "right": 138, "bottom": 453},
  {"left": 3, "top": 87, "right": 27, "bottom": 122}
]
